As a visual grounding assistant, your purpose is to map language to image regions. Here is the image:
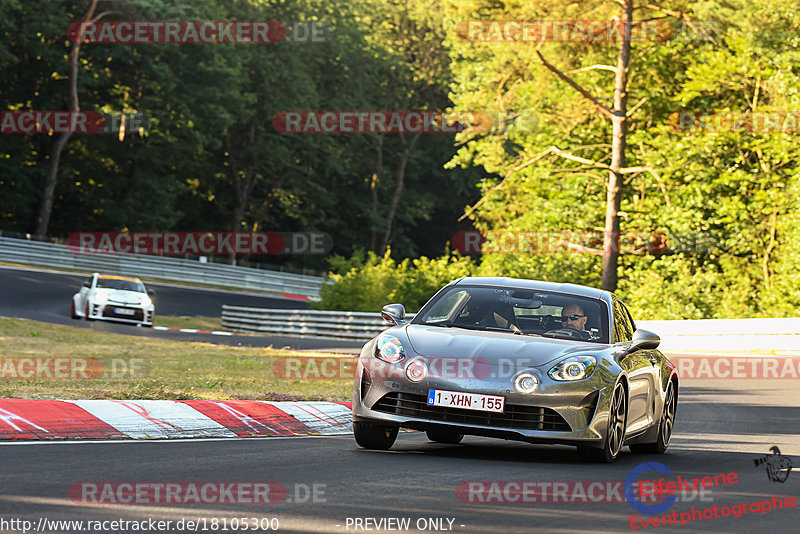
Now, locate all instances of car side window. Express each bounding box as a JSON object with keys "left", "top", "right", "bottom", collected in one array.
[
  {"left": 83, "top": 277, "right": 92, "bottom": 288},
  {"left": 620, "top": 300, "right": 636, "bottom": 333},
  {"left": 612, "top": 299, "right": 633, "bottom": 342}
]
